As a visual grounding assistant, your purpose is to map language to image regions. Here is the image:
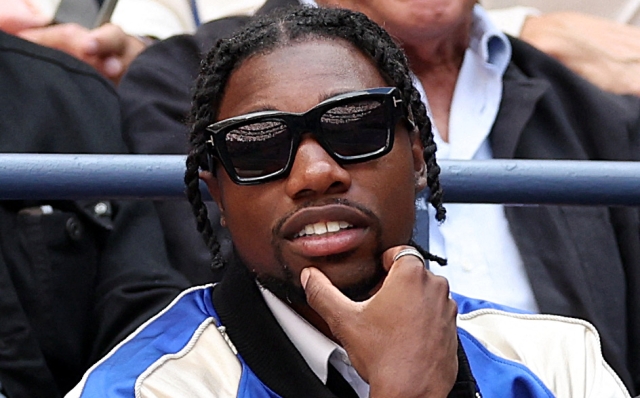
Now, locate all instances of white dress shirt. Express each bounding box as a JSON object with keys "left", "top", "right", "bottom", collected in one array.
[
  {"left": 260, "top": 286, "right": 370, "bottom": 398},
  {"left": 414, "top": 5, "right": 539, "bottom": 313}
]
